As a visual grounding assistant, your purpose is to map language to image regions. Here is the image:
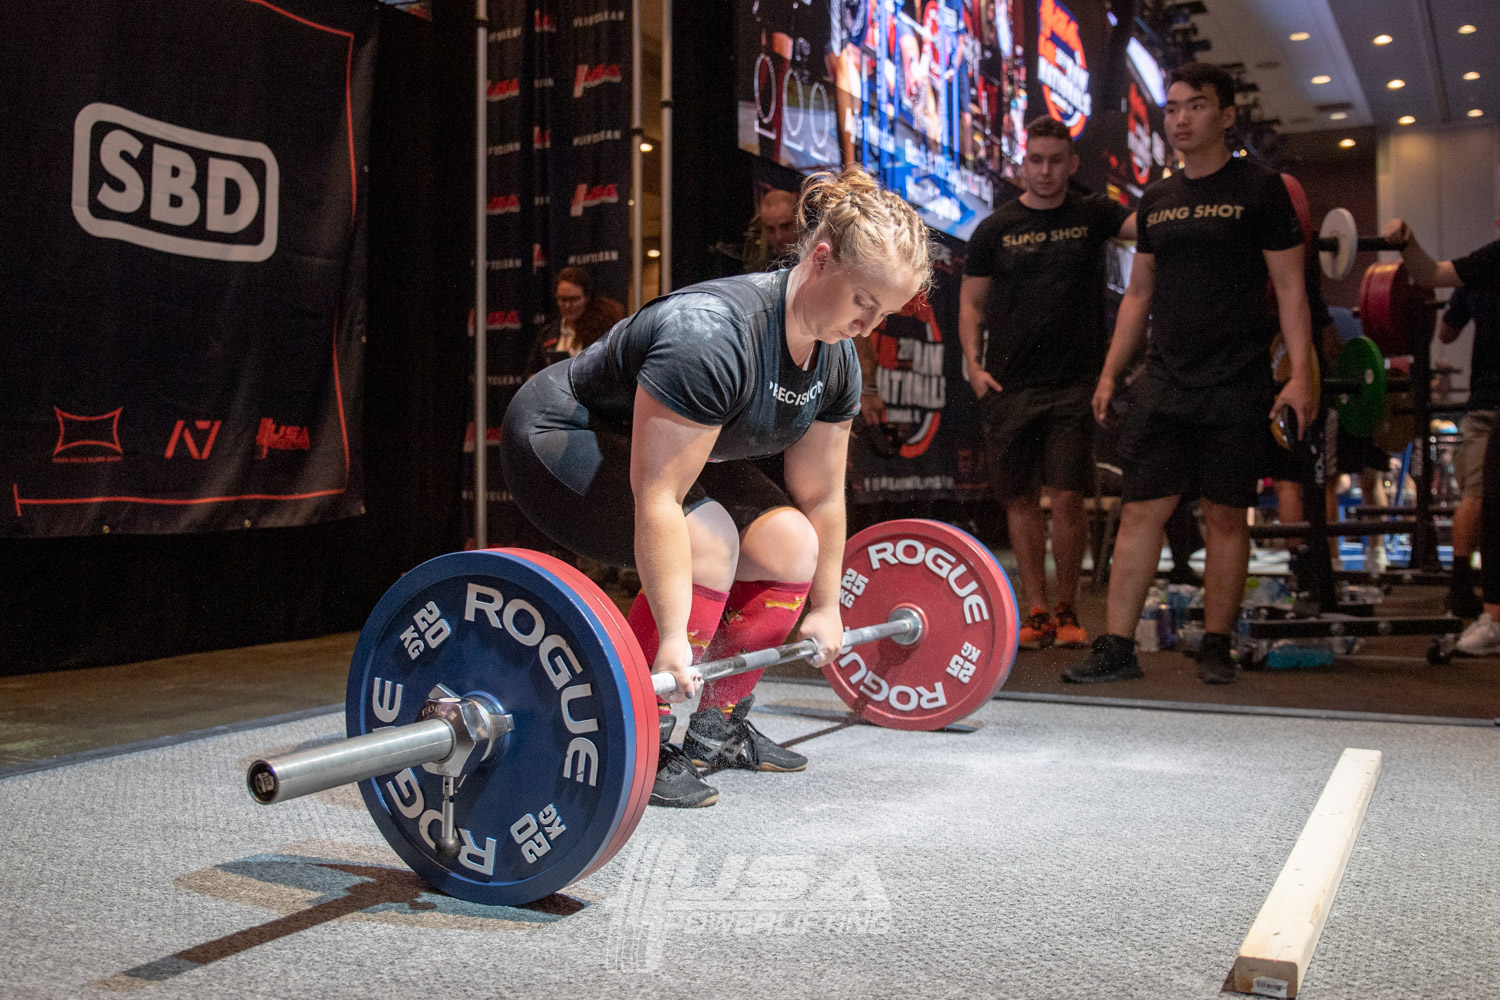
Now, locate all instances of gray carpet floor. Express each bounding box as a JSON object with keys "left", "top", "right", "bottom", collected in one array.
[{"left": 2, "top": 681, "right": 1496, "bottom": 1000}]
